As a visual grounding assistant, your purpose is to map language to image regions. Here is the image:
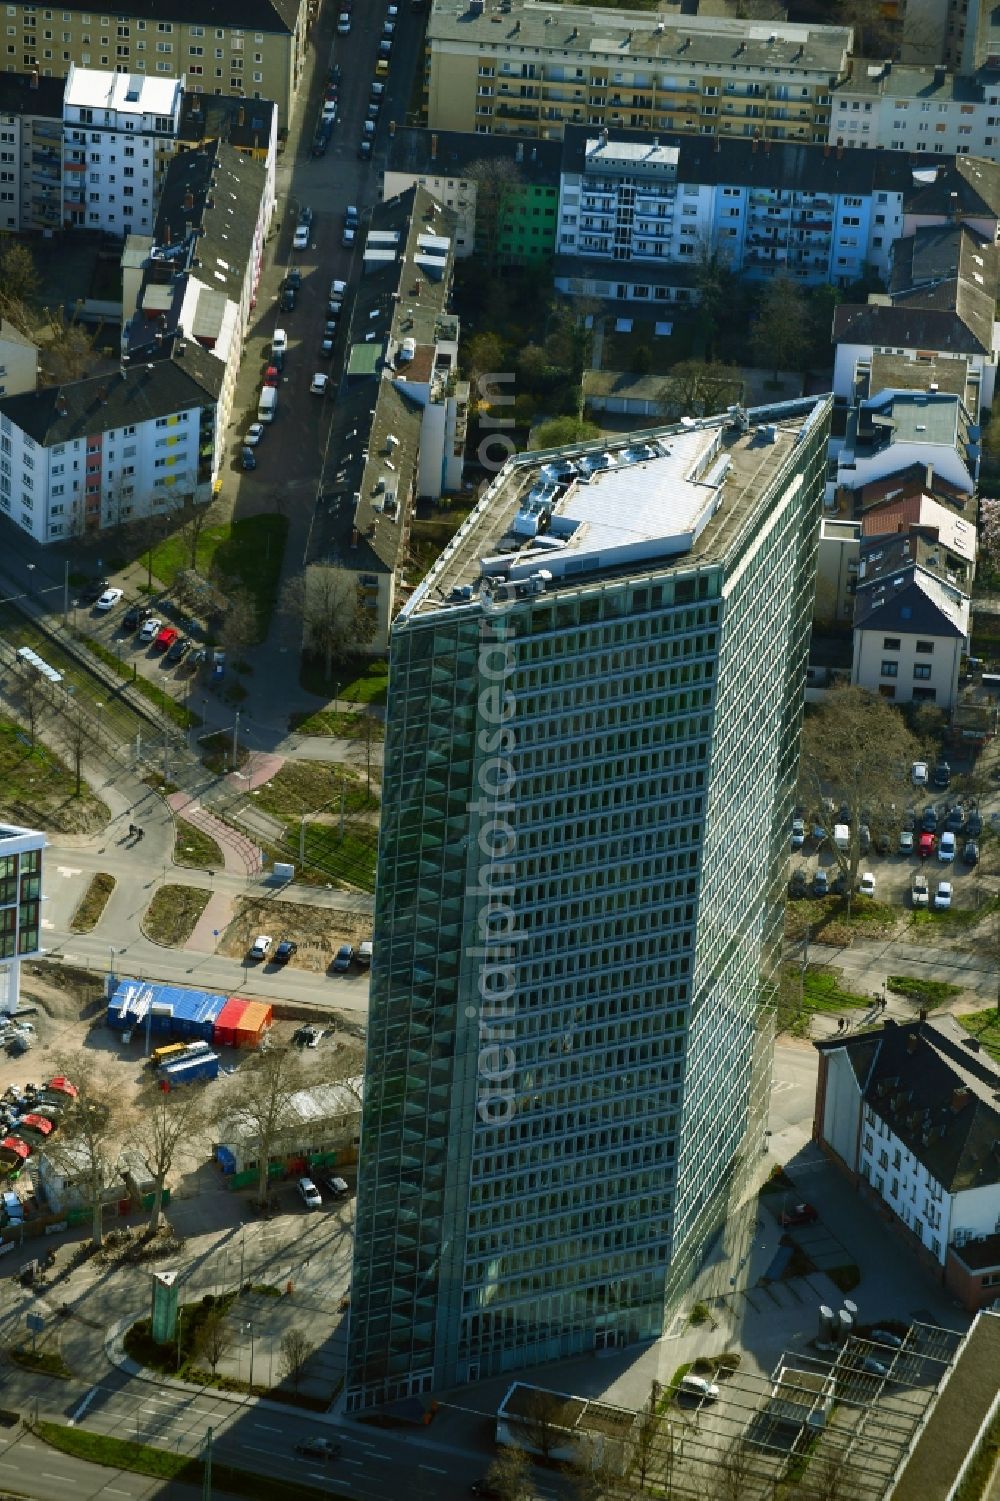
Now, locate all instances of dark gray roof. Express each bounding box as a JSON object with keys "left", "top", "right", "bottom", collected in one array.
[
  {"left": 386, "top": 126, "right": 561, "bottom": 186},
  {"left": 0, "top": 71, "right": 64, "bottom": 117},
  {"left": 905, "top": 157, "right": 1000, "bottom": 219},
  {"left": 0, "top": 346, "right": 221, "bottom": 448},
  {"left": 857, "top": 531, "right": 973, "bottom": 593},
  {"left": 889, "top": 223, "right": 996, "bottom": 294},
  {"left": 560, "top": 125, "right": 976, "bottom": 201},
  {"left": 817, "top": 1016, "right": 1000, "bottom": 1193},
  {"left": 41, "top": 0, "right": 299, "bottom": 34},
  {"left": 853, "top": 563, "right": 968, "bottom": 637},
  {"left": 178, "top": 92, "right": 276, "bottom": 153},
  {"left": 555, "top": 253, "right": 699, "bottom": 290},
  {"left": 832, "top": 302, "right": 994, "bottom": 357},
  {"left": 308, "top": 185, "right": 458, "bottom": 575}
]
